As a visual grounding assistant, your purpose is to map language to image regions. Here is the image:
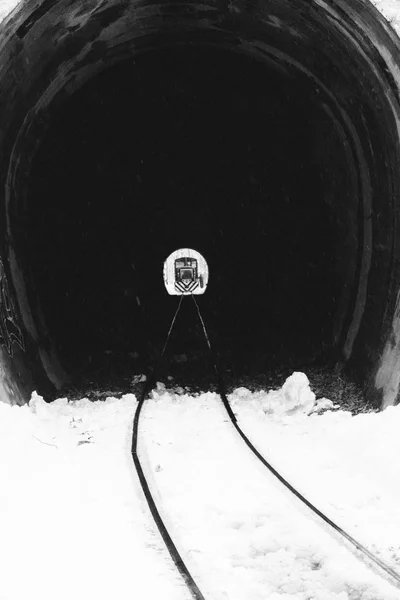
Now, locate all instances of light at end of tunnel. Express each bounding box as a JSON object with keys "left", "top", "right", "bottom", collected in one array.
[{"left": 163, "top": 249, "right": 209, "bottom": 296}]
